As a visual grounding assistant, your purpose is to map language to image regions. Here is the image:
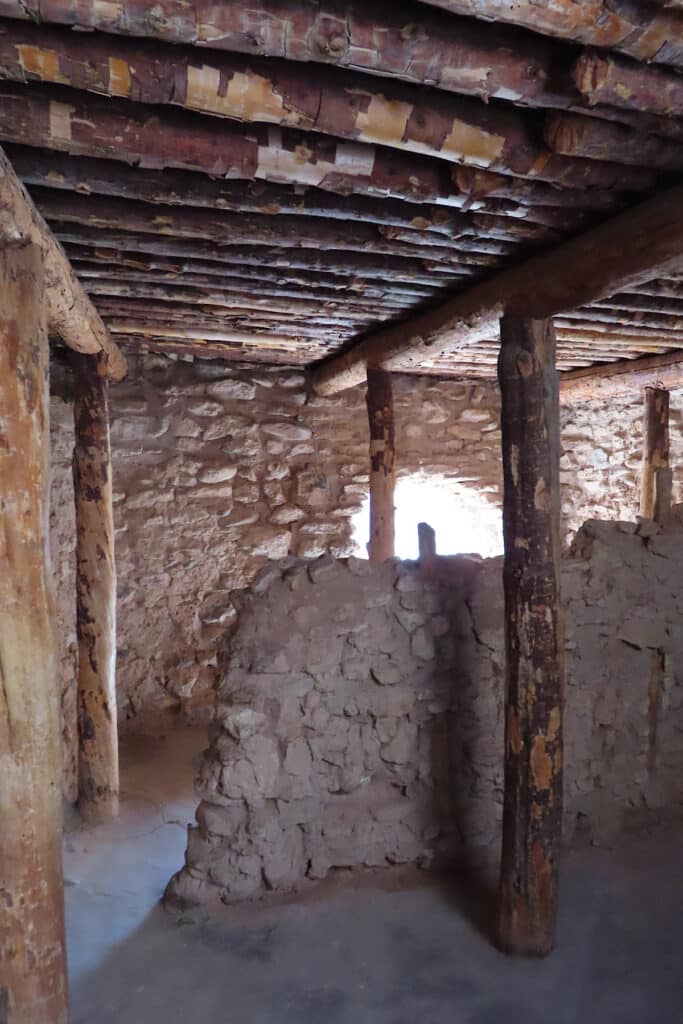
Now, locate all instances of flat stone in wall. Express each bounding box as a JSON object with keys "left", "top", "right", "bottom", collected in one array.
[{"left": 167, "top": 518, "right": 683, "bottom": 908}]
